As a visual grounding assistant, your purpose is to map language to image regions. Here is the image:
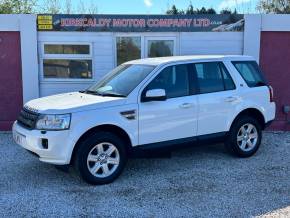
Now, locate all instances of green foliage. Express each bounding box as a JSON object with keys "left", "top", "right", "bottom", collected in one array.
[
  {"left": 166, "top": 4, "right": 218, "bottom": 15},
  {"left": 0, "top": 0, "right": 36, "bottom": 14},
  {"left": 166, "top": 5, "right": 179, "bottom": 15},
  {"left": 0, "top": 0, "right": 98, "bottom": 14},
  {"left": 257, "top": 0, "right": 290, "bottom": 13},
  {"left": 220, "top": 8, "right": 237, "bottom": 14},
  {"left": 186, "top": 3, "right": 194, "bottom": 14}
]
